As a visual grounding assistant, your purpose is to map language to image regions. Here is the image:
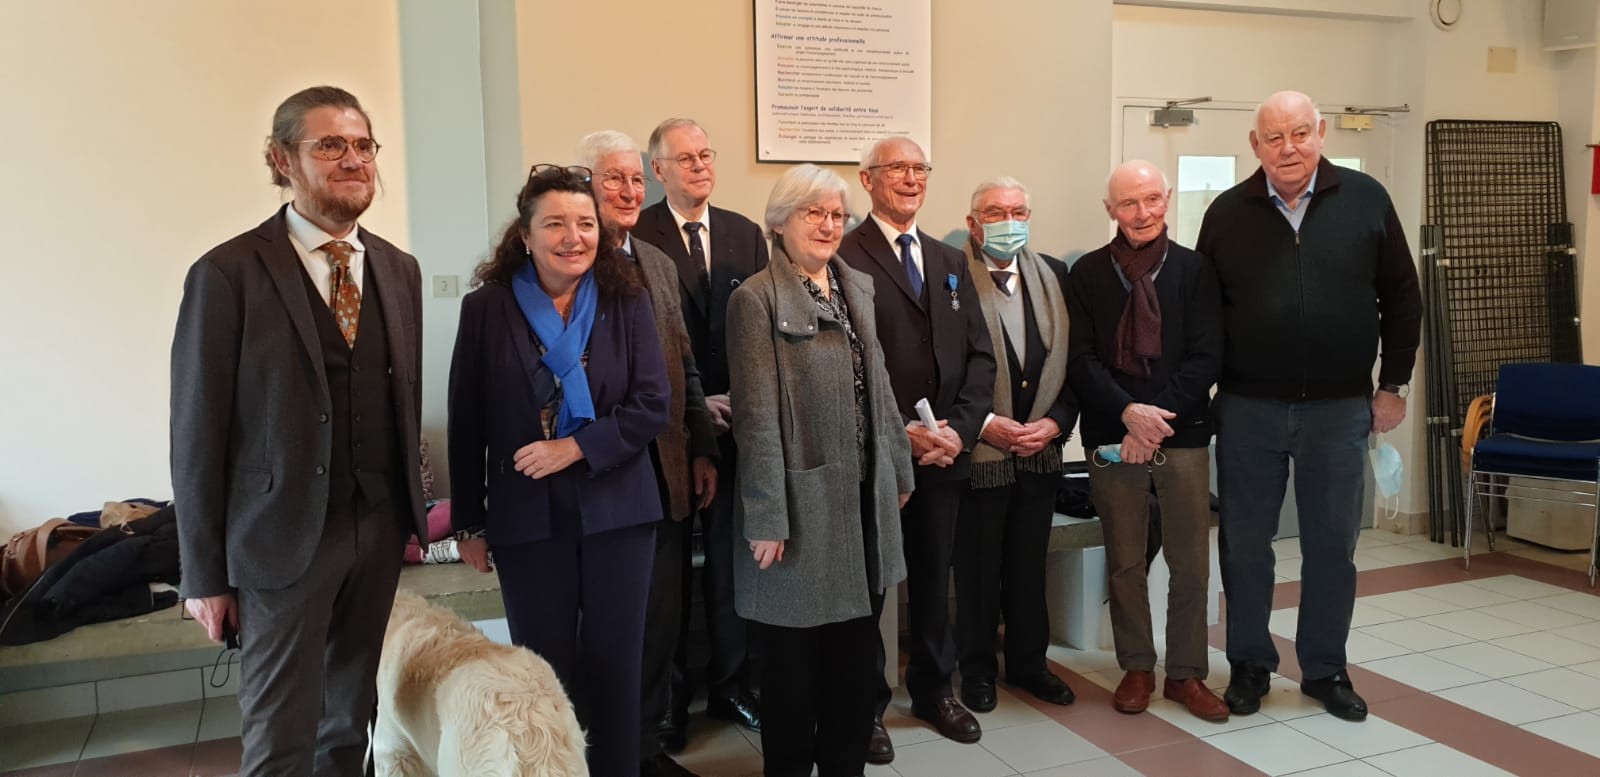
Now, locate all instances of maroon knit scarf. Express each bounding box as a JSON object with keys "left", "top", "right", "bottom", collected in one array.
[{"left": 1107, "top": 225, "right": 1167, "bottom": 377}]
